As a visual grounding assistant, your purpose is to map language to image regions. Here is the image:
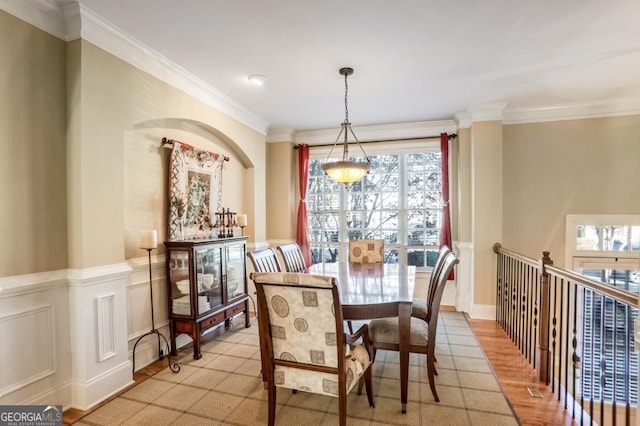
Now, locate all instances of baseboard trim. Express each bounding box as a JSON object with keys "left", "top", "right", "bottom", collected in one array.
[
  {"left": 469, "top": 304, "right": 496, "bottom": 320},
  {"left": 71, "top": 361, "right": 133, "bottom": 410}
]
